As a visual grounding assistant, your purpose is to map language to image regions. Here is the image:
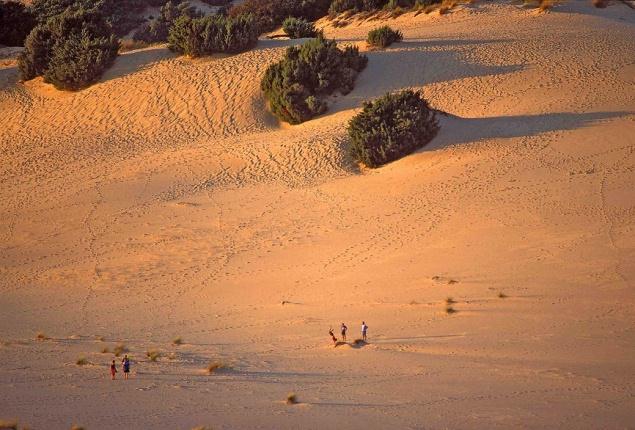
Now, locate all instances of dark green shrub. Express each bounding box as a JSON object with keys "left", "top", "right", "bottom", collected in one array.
[
  {"left": 229, "top": 0, "right": 331, "bottom": 32},
  {"left": 261, "top": 36, "right": 367, "bottom": 124},
  {"left": 282, "top": 17, "right": 317, "bottom": 39},
  {"left": 367, "top": 25, "right": 402, "bottom": 48},
  {"left": 18, "top": 8, "right": 119, "bottom": 90},
  {"left": 0, "top": 1, "right": 36, "bottom": 46},
  {"left": 168, "top": 13, "right": 259, "bottom": 57},
  {"left": 133, "top": 1, "right": 200, "bottom": 43},
  {"left": 31, "top": 0, "right": 161, "bottom": 36},
  {"left": 329, "top": 0, "right": 431, "bottom": 15},
  {"left": 348, "top": 90, "right": 439, "bottom": 167}
]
